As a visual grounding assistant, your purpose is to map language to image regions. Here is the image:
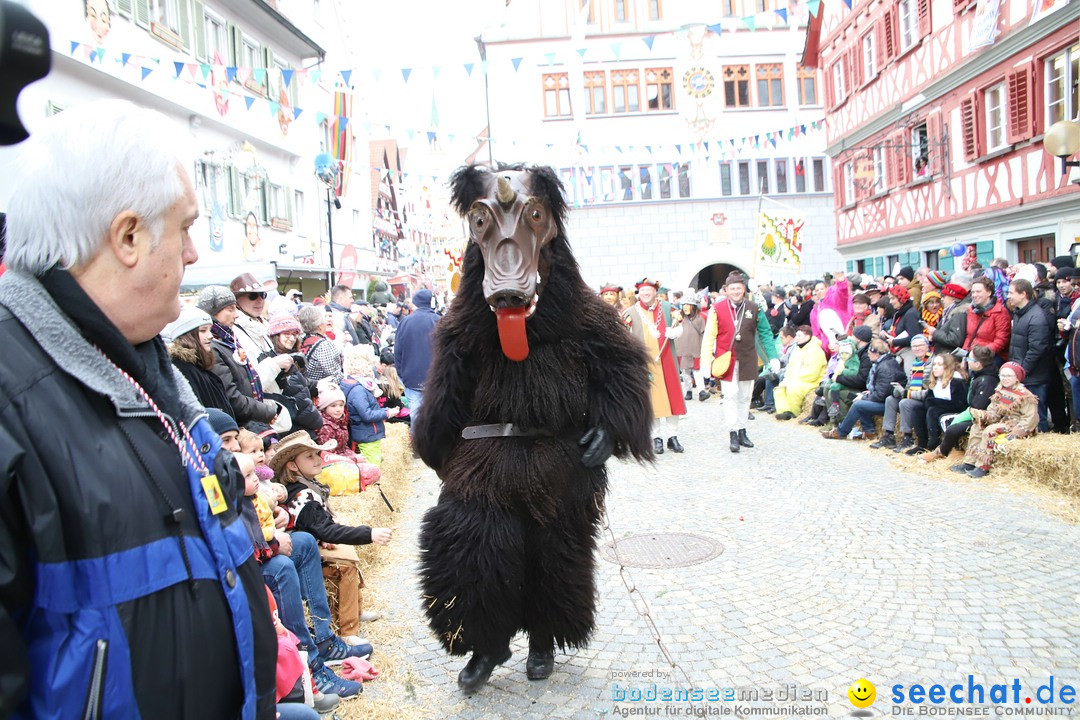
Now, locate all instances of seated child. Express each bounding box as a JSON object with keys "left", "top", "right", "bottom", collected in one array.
[
  {"left": 271, "top": 431, "right": 393, "bottom": 640},
  {"left": 315, "top": 379, "right": 381, "bottom": 495},
  {"left": 341, "top": 346, "right": 399, "bottom": 467},
  {"left": 951, "top": 362, "right": 1038, "bottom": 478}
]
